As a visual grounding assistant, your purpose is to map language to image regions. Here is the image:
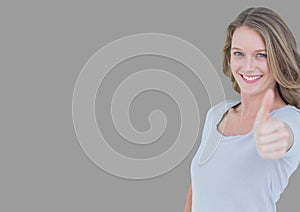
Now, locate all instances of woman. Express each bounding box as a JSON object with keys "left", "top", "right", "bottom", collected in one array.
[{"left": 185, "top": 7, "right": 300, "bottom": 212}]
